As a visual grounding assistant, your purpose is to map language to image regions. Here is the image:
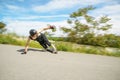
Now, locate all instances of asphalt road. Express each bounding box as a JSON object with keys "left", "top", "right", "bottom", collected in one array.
[{"left": 0, "top": 44, "right": 120, "bottom": 80}]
